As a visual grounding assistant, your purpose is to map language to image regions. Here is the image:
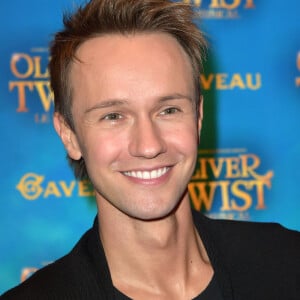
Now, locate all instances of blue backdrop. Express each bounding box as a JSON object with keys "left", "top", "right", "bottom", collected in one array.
[{"left": 1, "top": 0, "right": 299, "bottom": 293}]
